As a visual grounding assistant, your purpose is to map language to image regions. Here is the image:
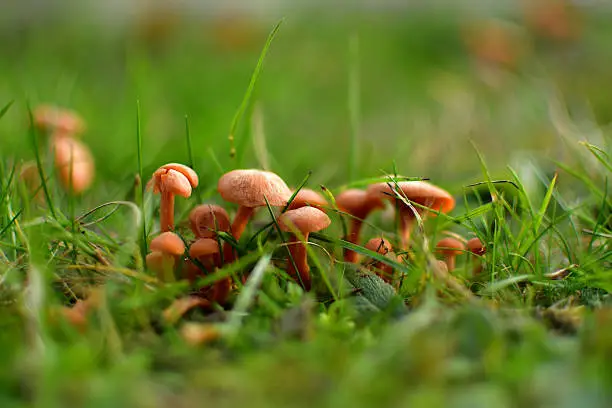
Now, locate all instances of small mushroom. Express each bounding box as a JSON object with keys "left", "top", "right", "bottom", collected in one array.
[
  {"left": 367, "top": 180, "right": 455, "bottom": 249},
  {"left": 217, "top": 169, "right": 292, "bottom": 240},
  {"left": 148, "top": 163, "right": 199, "bottom": 232},
  {"left": 189, "top": 238, "right": 222, "bottom": 271},
  {"left": 189, "top": 238, "right": 231, "bottom": 304},
  {"left": 189, "top": 204, "right": 231, "bottom": 239},
  {"left": 364, "top": 237, "right": 395, "bottom": 282},
  {"left": 466, "top": 237, "right": 486, "bottom": 275},
  {"left": 33, "top": 105, "right": 85, "bottom": 136},
  {"left": 522, "top": 0, "right": 581, "bottom": 42},
  {"left": 51, "top": 134, "right": 95, "bottom": 194},
  {"left": 435, "top": 237, "right": 465, "bottom": 272},
  {"left": 335, "top": 189, "right": 384, "bottom": 263},
  {"left": 287, "top": 188, "right": 328, "bottom": 211},
  {"left": 146, "top": 232, "right": 186, "bottom": 282},
  {"left": 278, "top": 207, "right": 331, "bottom": 291}
]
